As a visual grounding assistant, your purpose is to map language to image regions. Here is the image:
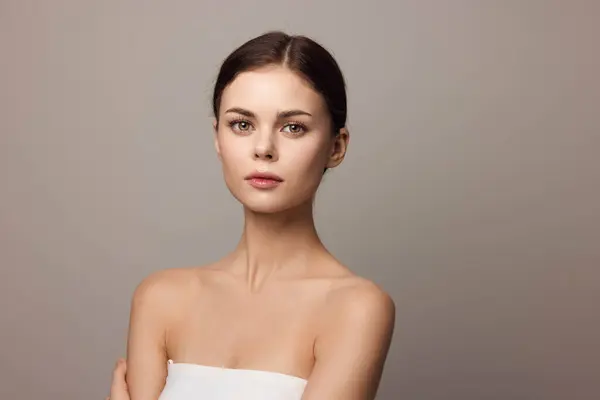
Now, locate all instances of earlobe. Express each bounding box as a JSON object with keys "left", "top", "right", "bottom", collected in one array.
[
  {"left": 327, "top": 127, "right": 349, "bottom": 168},
  {"left": 212, "top": 118, "right": 218, "bottom": 133},
  {"left": 213, "top": 118, "right": 221, "bottom": 159},
  {"left": 214, "top": 137, "right": 221, "bottom": 160}
]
